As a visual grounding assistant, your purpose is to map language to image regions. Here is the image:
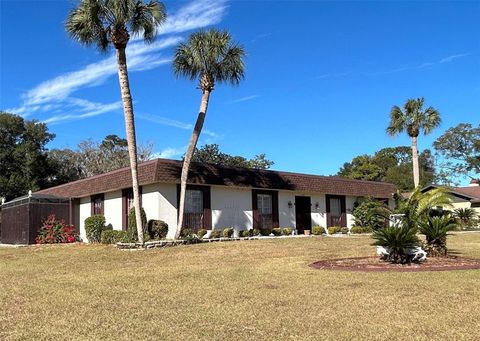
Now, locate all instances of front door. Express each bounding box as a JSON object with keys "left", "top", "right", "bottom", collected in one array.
[
  {"left": 295, "top": 196, "right": 312, "bottom": 234},
  {"left": 326, "top": 195, "right": 346, "bottom": 227}
]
